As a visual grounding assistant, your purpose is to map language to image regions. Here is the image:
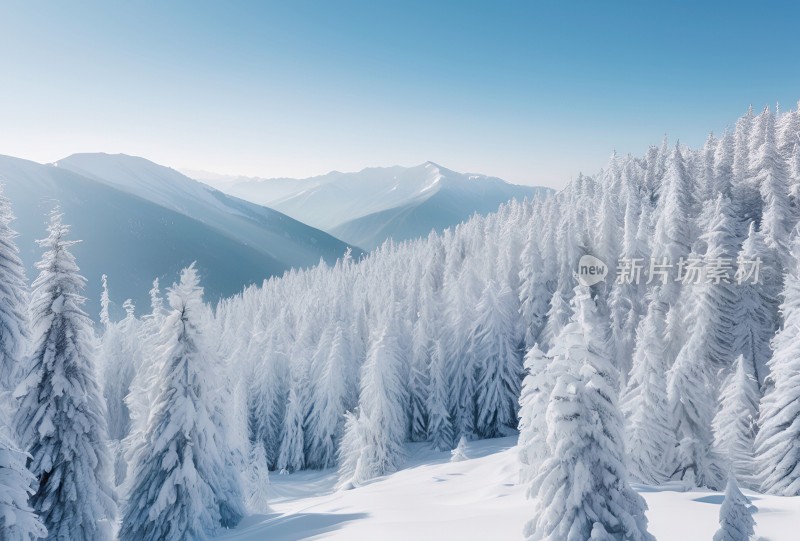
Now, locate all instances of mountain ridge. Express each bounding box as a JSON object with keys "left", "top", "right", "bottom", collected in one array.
[
  {"left": 0, "top": 153, "right": 358, "bottom": 317},
  {"left": 187, "top": 161, "right": 552, "bottom": 248}
]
